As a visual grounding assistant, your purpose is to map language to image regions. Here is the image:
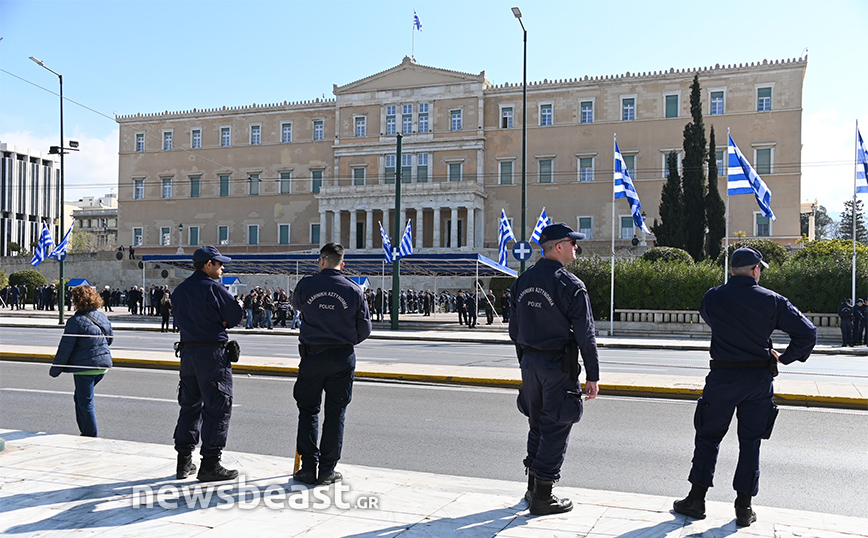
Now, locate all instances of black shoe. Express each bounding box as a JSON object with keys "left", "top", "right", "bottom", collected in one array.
[
  {"left": 735, "top": 503, "right": 756, "bottom": 527},
  {"left": 317, "top": 470, "right": 342, "bottom": 485},
  {"left": 176, "top": 453, "right": 197, "bottom": 479},
  {"left": 293, "top": 468, "right": 317, "bottom": 485},
  {"left": 197, "top": 459, "right": 238, "bottom": 482},
  {"left": 673, "top": 497, "right": 706, "bottom": 519},
  {"left": 529, "top": 479, "right": 573, "bottom": 515},
  {"left": 524, "top": 470, "right": 535, "bottom": 503}
]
